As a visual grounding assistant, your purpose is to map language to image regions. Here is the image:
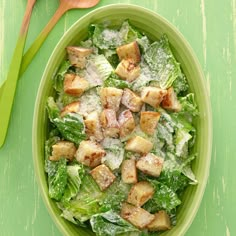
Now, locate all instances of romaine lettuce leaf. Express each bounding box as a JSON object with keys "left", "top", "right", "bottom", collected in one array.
[
  {"left": 172, "top": 74, "right": 189, "bottom": 95},
  {"left": 45, "top": 129, "right": 60, "bottom": 159},
  {"left": 90, "top": 210, "right": 140, "bottom": 236},
  {"left": 46, "top": 98, "right": 86, "bottom": 144},
  {"left": 143, "top": 179, "right": 181, "bottom": 213},
  {"left": 131, "top": 61, "right": 157, "bottom": 92},
  {"left": 136, "top": 36, "right": 151, "bottom": 53},
  {"left": 53, "top": 113, "right": 86, "bottom": 145},
  {"left": 46, "top": 96, "right": 60, "bottom": 121},
  {"left": 45, "top": 158, "right": 68, "bottom": 201},
  {"left": 179, "top": 93, "right": 198, "bottom": 117},
  {"left": 58, "top": 174, "right": 103, "bottom": 223},
  {"left": 90, "top": 20, "right": 140, "bottom": 50},
  {"left": 101, "top": 138, "right": 124, "bottom": 170},
  {"left": 157, "top": 170, "right": 189, "bottom": 193},
  {"left": 87, "top": 54, "right": 114, "bottom": 82},
  {"left": 144, "top": 34, "right": 182, "bottom": 89},
  {"left": 104, "top": 73, "right": 130, "bottom": 89},
  {"left": 99, "top": 178, "right": 130, "bottom": 212},
  {"left": 62, "top": 163, "right": 85, "bottom": 202},
  {"left": 53, "top": 60, "right": 72, "bottom": 92},
  {"left": 78, "top": 88, "right": 102, "bottom": 116}
]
